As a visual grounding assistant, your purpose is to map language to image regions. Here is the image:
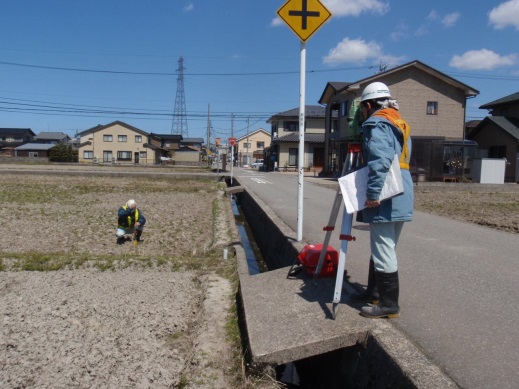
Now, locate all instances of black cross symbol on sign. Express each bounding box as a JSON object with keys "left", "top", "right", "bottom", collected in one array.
[{"left": 289, "top": 0, "right": 320, "bottom": 30}]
